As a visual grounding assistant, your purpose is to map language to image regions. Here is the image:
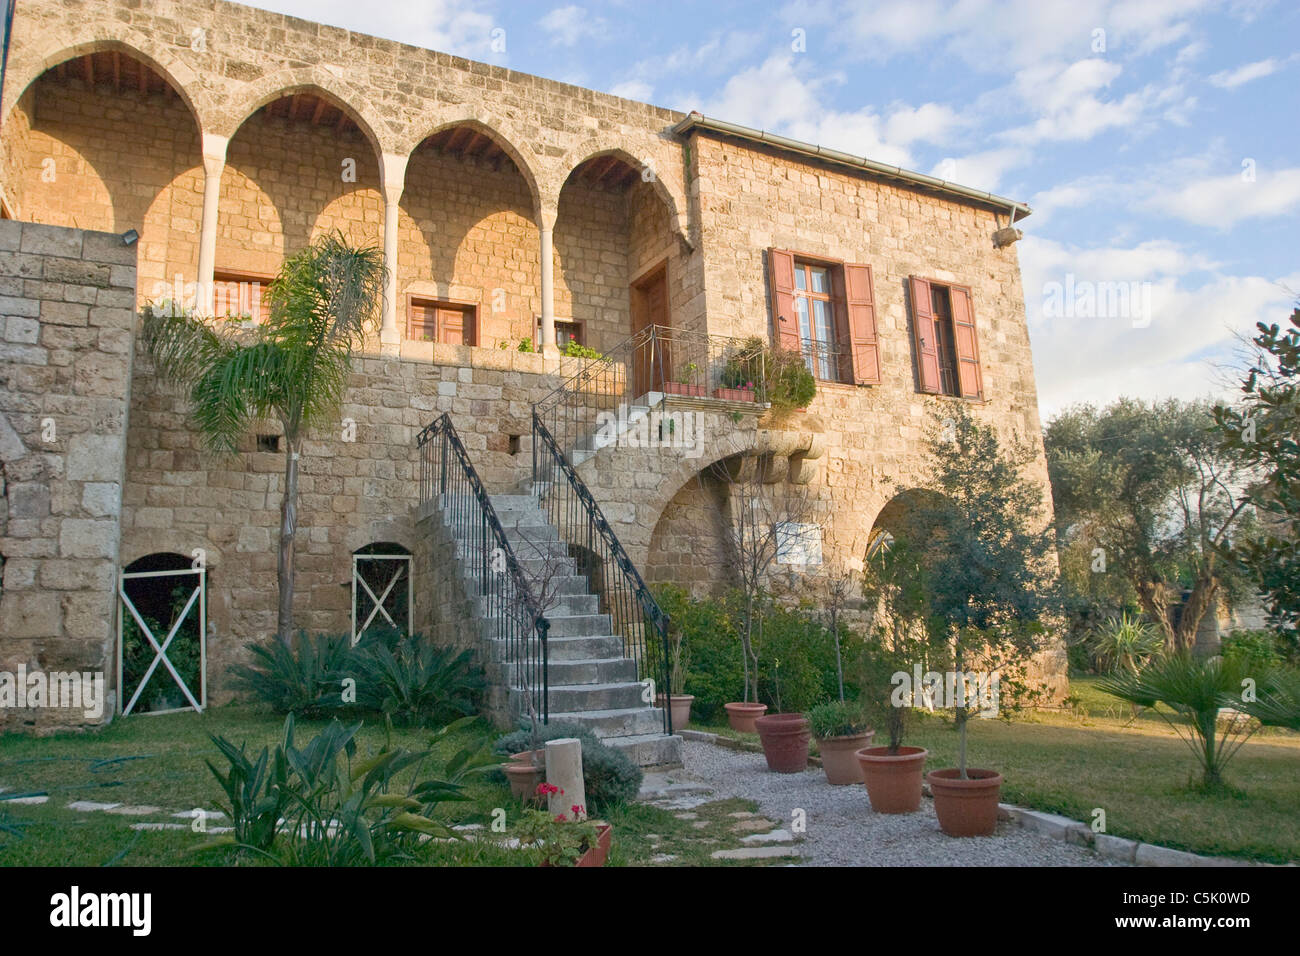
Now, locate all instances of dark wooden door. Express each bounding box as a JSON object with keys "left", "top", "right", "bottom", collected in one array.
[{"left": 631, "top": 266, "right": 669, "bottom": 397}]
